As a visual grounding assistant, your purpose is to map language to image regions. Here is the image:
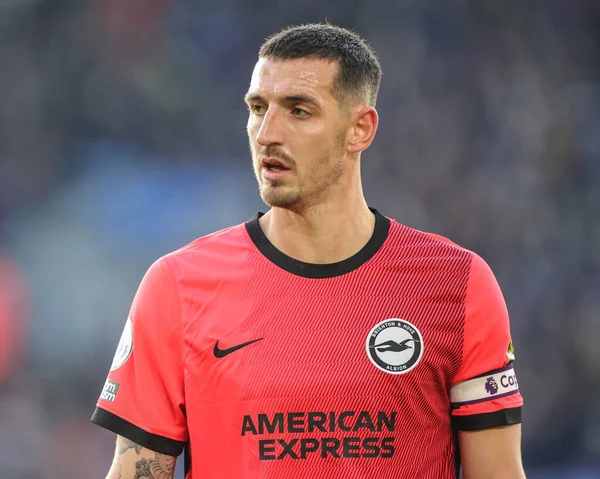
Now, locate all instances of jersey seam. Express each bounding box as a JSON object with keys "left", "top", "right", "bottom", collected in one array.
[{"left": 457, "top": 252, "right": 475, "bottom": 384}]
